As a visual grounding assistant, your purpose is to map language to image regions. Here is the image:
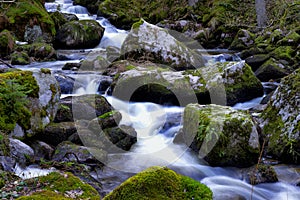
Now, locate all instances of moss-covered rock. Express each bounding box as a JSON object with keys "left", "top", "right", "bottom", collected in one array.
[
  {"left": 229, "top": 29, "right": 255, "bottom": 50},
  {"left": 103, "top": 166, "right": 212, "bottom": 200},
  {"left": 28, "top": 42, "right": 57, "bottom": 61},
  {"left": 270, "top": 46, "right": 295, "bottom": 64},
  {"left": 16, "top": 172, "right": 100, "bottom": 200},
  {"left": 254, "top": 58, "right": 290, "bottom": 81},
  {"left": 112, "top": 60, "right": 263, "bottom": 106},
  {"left": 175, "top": 104, "right": 260, "bottom": 167},
  {"left": 1, "top": 0, "right": 56, "bottom": 43},
  {"left": 54, "top": 20, "right": 105, "bottom": 49},
  {"left": 242, "top": 164, "right": 278, "bottom": 185},
  {"left": 10, "top": 51, "right": 30, "bottom": 65},
  {"left": 262, "top": 68, "right": 300, "bottom": 164},
  {"left": 245, "top": 54, "right": 270, "bottom": 71},
  {"left": 0, "top": 30, "right": 14, "bottom": 58}
]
